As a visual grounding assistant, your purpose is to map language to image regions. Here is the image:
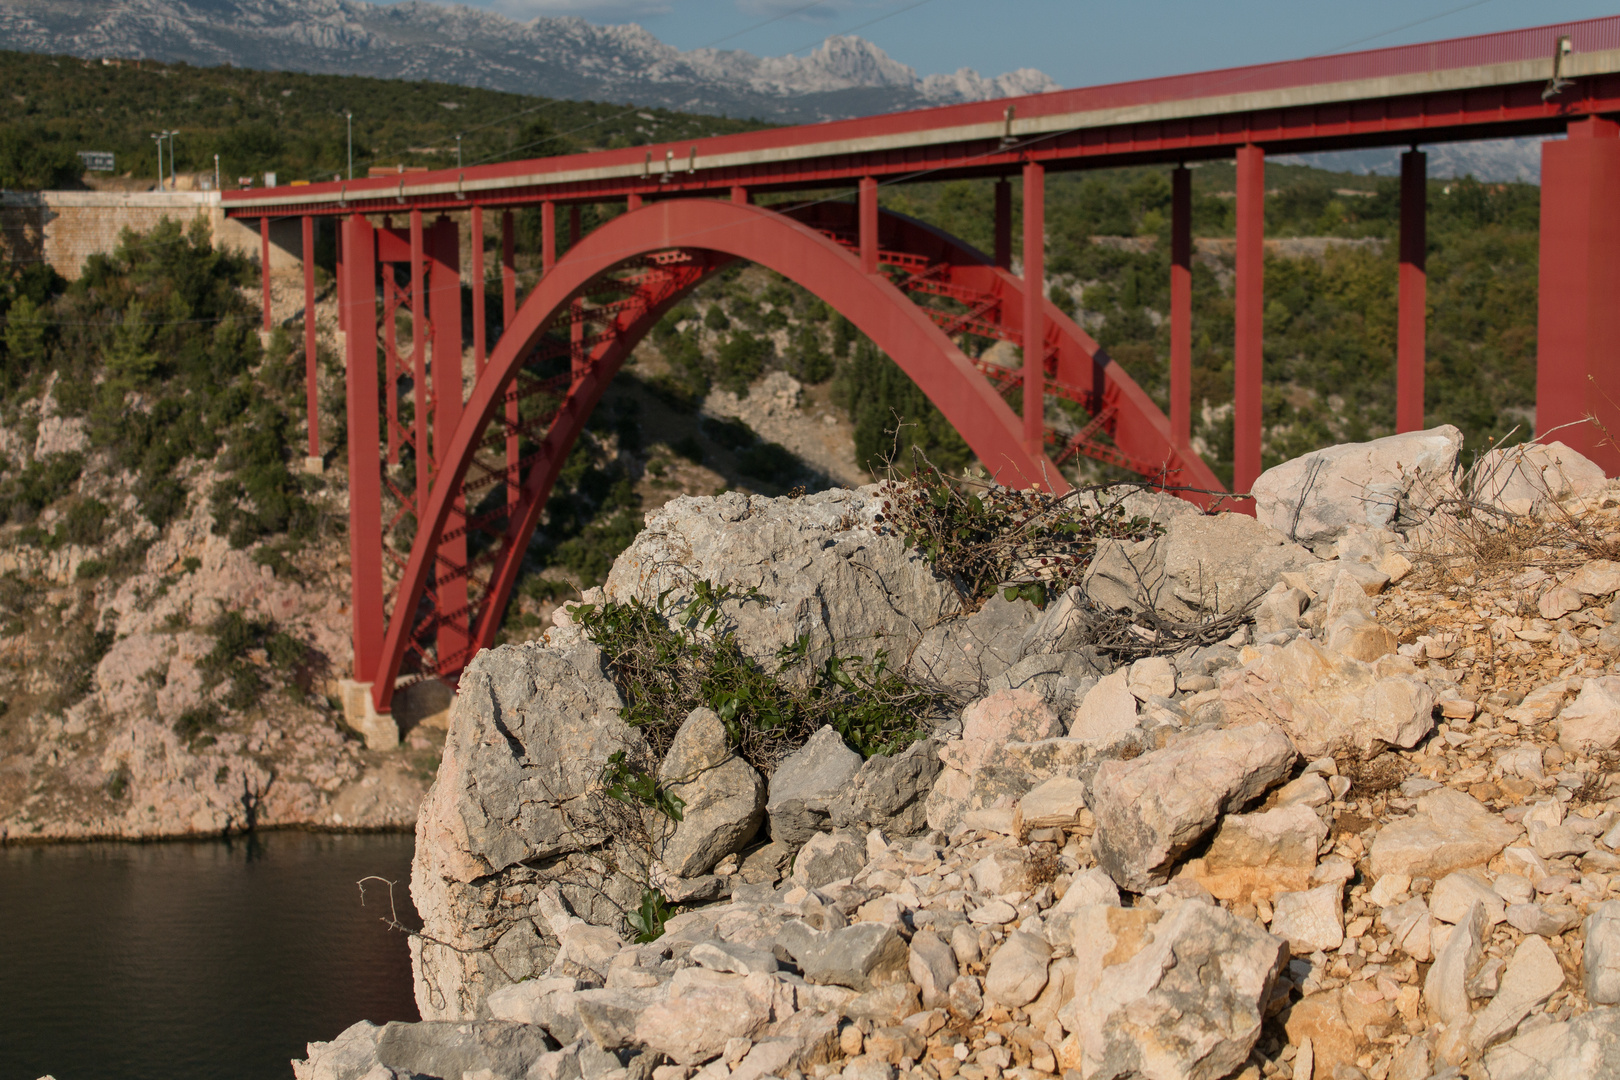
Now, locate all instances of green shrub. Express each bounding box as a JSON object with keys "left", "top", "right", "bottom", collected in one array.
[{"left": 576, "top": 581, "right": 946, "bottom": 773}]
